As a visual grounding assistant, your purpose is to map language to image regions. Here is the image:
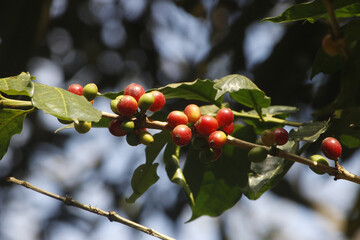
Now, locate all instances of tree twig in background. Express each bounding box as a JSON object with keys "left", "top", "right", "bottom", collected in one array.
[{"left": 6, "top": 177, "right": 176, "bottom": 240}]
